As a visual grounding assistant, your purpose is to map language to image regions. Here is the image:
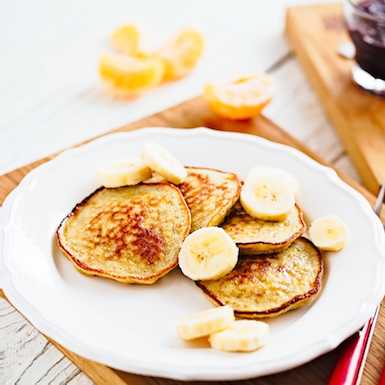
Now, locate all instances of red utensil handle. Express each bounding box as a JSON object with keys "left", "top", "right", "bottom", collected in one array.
[{"left": 328, "top": 314, "right": 376, "bottom": 385}]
